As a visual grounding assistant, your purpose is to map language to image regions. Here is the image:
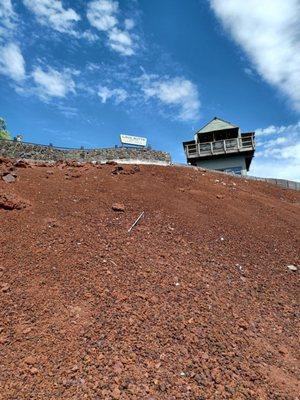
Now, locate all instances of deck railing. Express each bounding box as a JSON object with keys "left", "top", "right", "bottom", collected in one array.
[{"left": 185, "top": 136, "right": 255, "bottom": 158}]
